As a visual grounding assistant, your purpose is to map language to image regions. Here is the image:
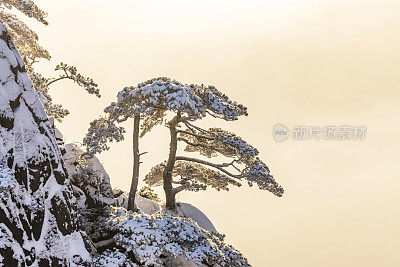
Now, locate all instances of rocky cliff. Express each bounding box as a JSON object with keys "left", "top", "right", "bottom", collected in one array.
[{"left": 0, "top": 20, "right": 91, "bottom": 266}]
